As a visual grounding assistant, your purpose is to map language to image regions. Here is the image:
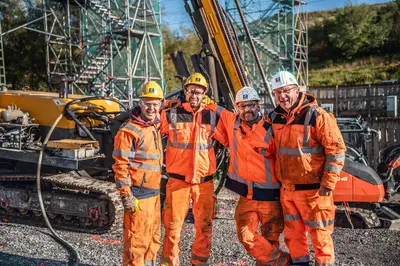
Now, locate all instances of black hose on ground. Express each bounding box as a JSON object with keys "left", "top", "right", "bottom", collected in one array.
[
  {"left": 34, "top": 96, "right": 127, "bottom": 265},
  {"left": 36, "top": 113, "right": 80, "bottom": 266}
]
